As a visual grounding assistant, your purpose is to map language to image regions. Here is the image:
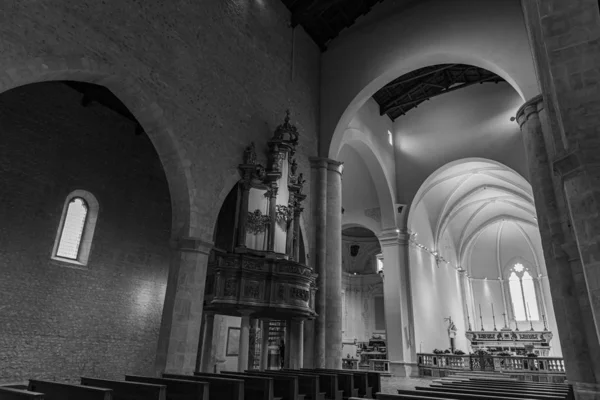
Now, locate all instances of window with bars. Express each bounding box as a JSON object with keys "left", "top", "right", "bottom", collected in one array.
[
  {"left": 508, "top": 263, "right": 539, "bottom": 321},
  {"left": 52, "top": 190, "right": 99, "bottom": 266}
]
